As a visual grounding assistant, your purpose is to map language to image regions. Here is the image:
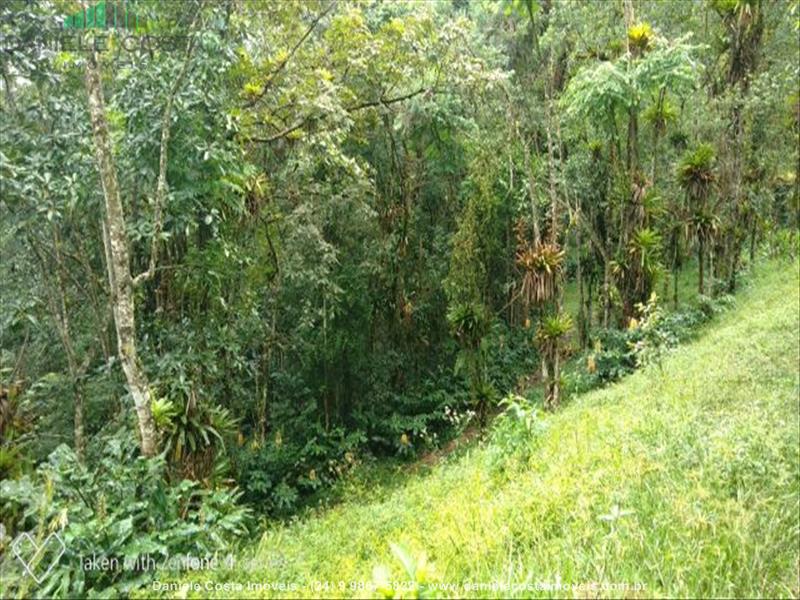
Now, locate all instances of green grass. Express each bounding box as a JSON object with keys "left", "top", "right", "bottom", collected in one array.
[{"left": 162, "top": 259, "right": 800, "bottom": 599}]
